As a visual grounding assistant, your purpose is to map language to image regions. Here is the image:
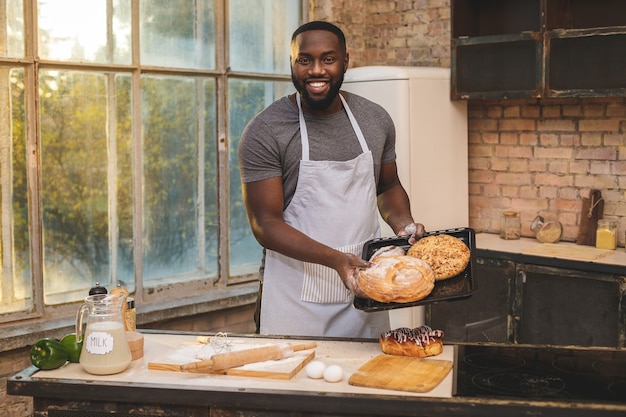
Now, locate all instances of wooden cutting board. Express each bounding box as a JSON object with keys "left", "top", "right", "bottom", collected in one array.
[
  {"left": 148, "top": 348, "right": 315, "bottom": 380},
  {"left": 348, "top": 355, "right": 452, "bottom": 393},
  {"left": 522, "top": 243, "right": 613, "bottom": 261},
  {"left": 223, "top": 350, "right": 315, "bottom": 379},
  {"left": 576, "top": 189, "right": 603, "bottom": 246}
]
